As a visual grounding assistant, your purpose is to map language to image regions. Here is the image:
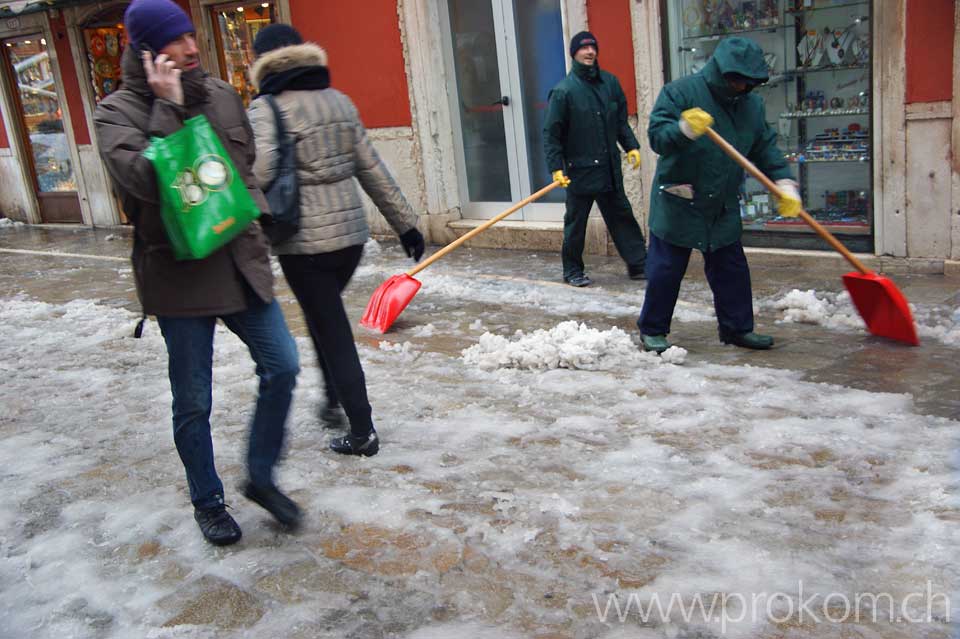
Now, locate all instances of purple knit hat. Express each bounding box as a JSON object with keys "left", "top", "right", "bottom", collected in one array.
[{"left": 124, "top": 0, "right": 195, "bottom": 53}]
